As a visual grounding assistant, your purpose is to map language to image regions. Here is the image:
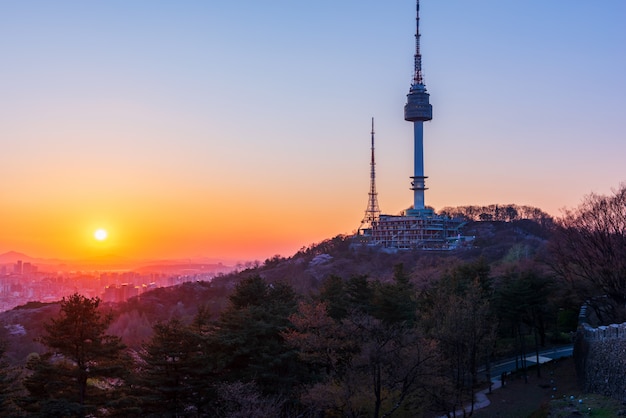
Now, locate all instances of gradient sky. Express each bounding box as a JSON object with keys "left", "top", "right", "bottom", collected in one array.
[{"left": 1, "top": 1, "right": 625, "bottom": 263}]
